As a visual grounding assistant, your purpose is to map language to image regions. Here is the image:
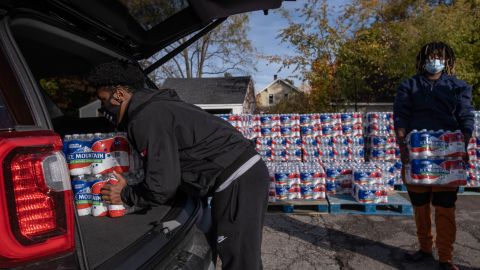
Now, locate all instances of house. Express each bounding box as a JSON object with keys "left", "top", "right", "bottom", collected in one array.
[
  {"left": 162, "top": 76, "right": 256, "bottom": 114},
  {"left": 256, "top": 75, "right": 301, "bottom": 108},
  {"left": 79, "top": 99, "right": 101, "bottom": 118}
]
